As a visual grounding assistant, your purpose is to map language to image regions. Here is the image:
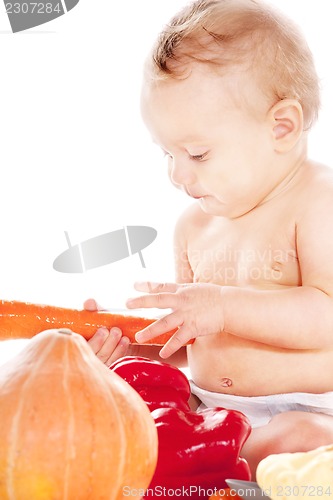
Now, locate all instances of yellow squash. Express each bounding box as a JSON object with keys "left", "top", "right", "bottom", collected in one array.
[{"left": 257, "top": 444, "right": 333, "bottom": 500}]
